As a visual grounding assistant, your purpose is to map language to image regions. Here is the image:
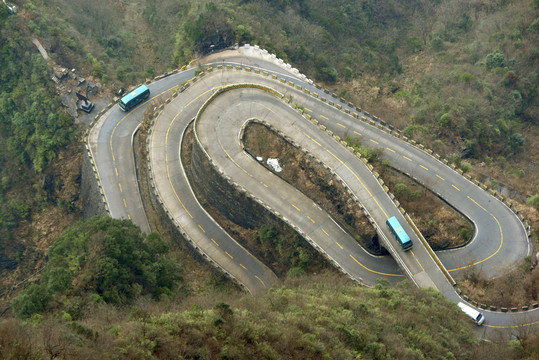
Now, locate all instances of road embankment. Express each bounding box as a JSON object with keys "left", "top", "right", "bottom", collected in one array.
[{"left": 81, "top": 148, "right": 107, "bottom": 218}]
